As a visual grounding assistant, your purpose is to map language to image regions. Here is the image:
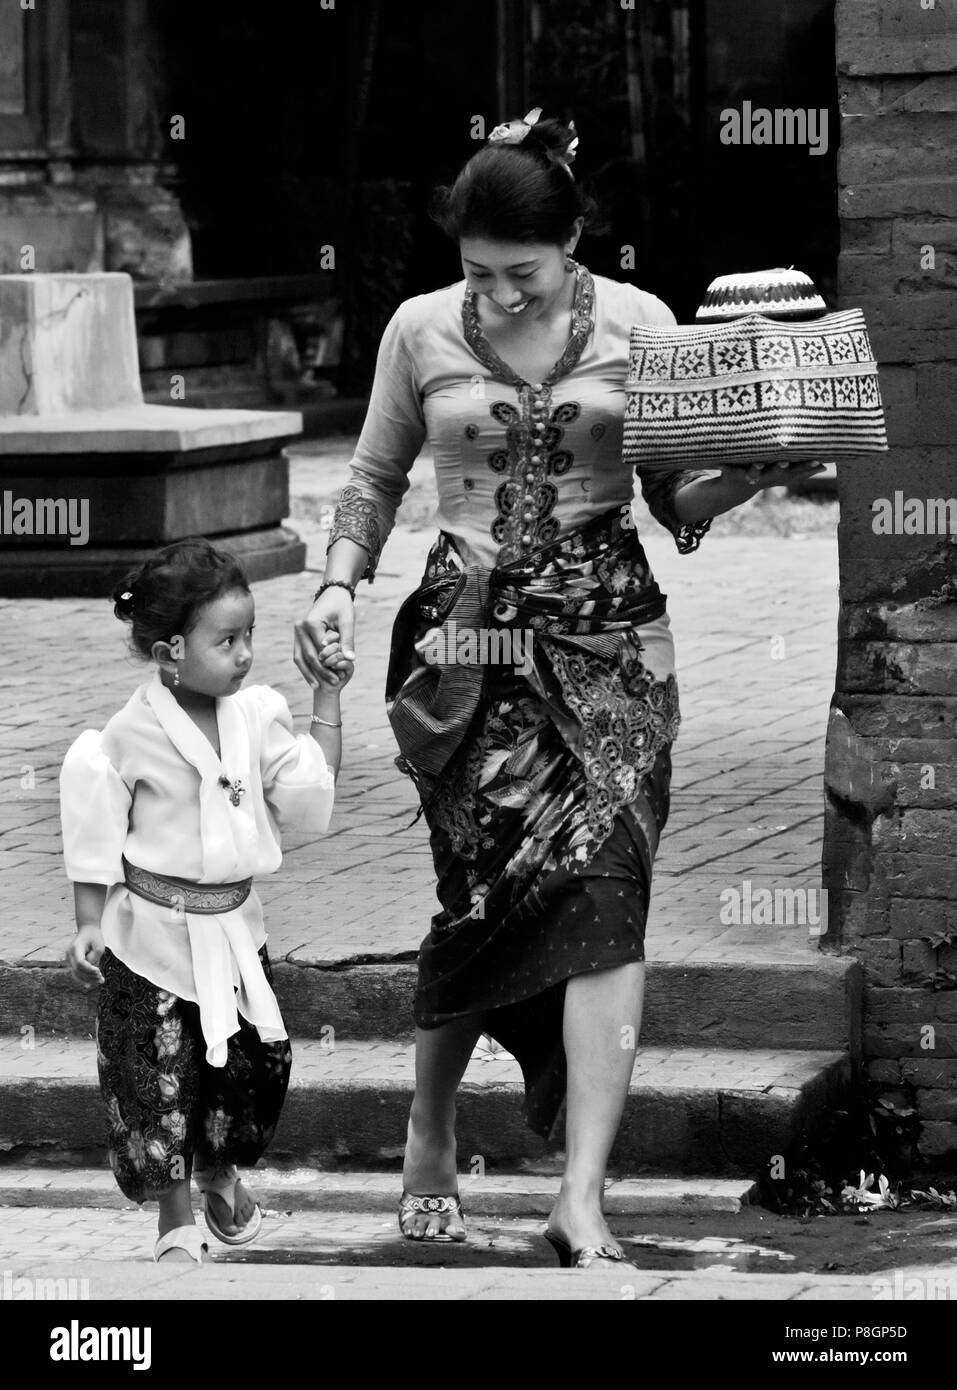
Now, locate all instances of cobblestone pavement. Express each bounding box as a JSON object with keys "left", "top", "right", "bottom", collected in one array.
[
  {"left": 4, "top": 1205, "right": 953, "bottom": 1302},
  {"left": 0, "top": 438, "right": 839, "bottom": 970},
  {"left": 0, "top": 447, "right": 931, "bottom": 1305}
]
